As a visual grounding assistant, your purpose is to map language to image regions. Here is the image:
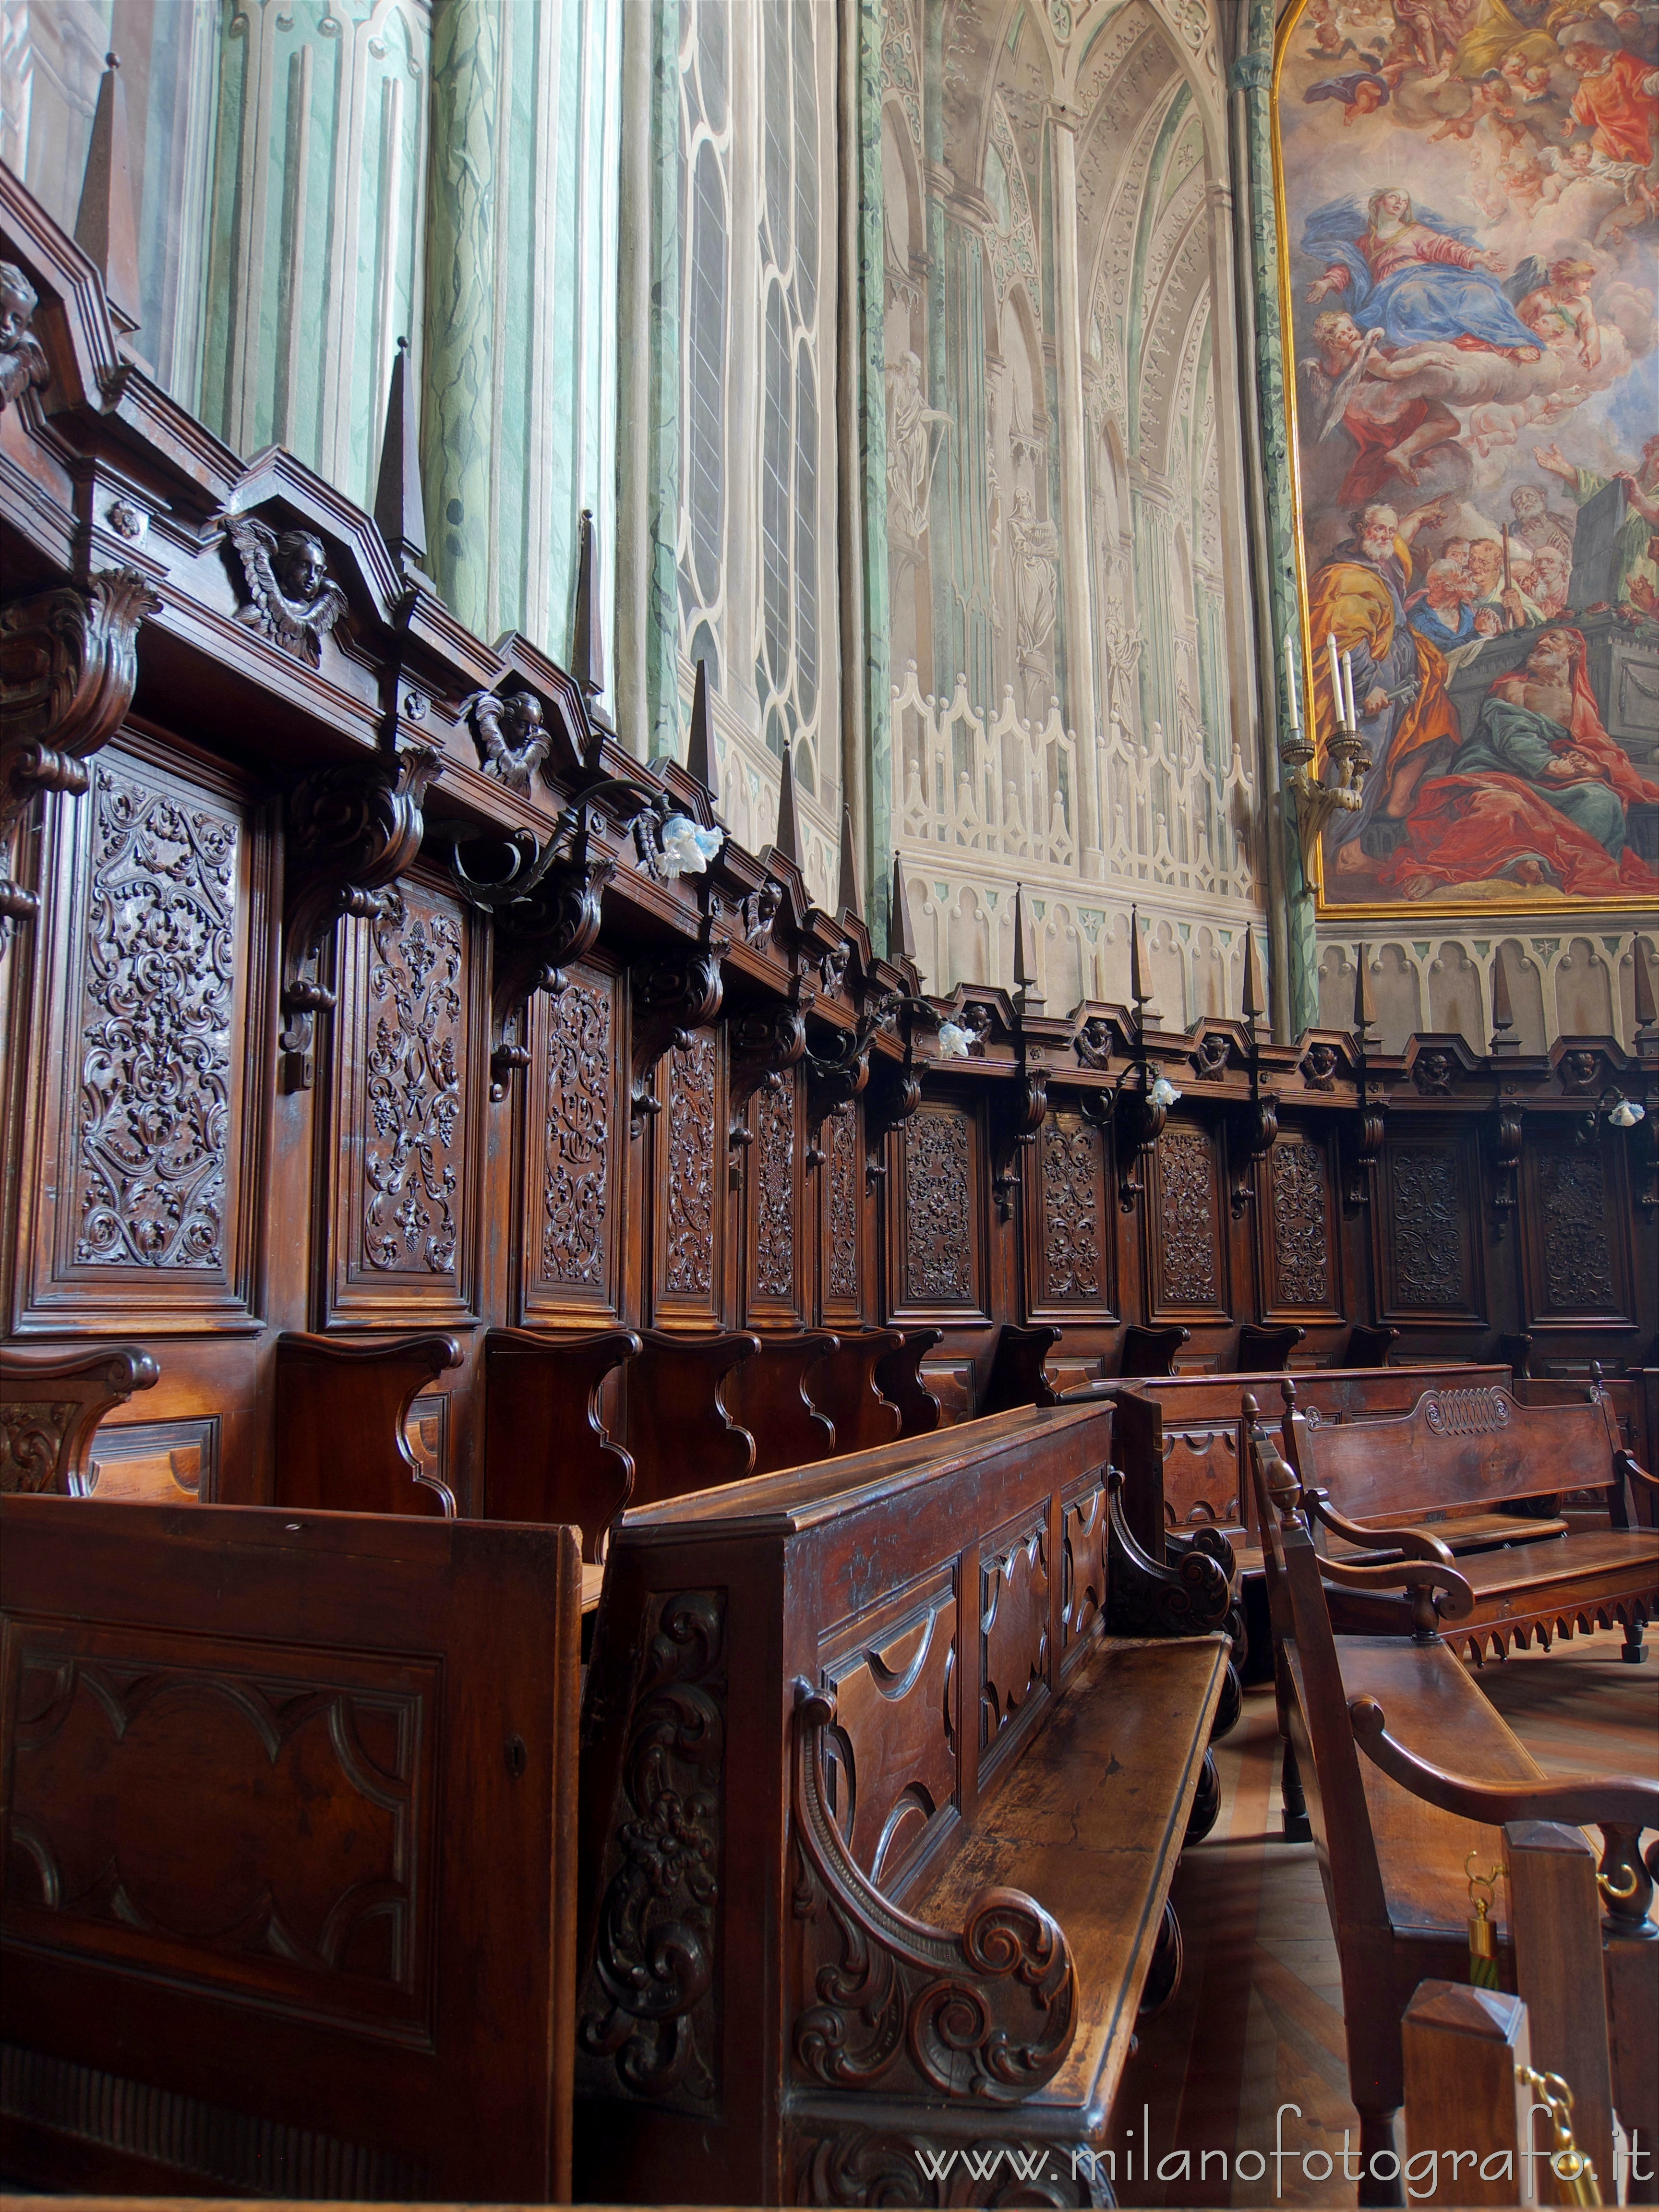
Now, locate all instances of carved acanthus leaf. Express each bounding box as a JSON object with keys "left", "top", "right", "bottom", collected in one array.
[
  {"left": 630, "top": 934, "right": 727, "bottom": 1131},
  {"left": 791, "top": 1683, "right": 1076, "bottom": 2104}
]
